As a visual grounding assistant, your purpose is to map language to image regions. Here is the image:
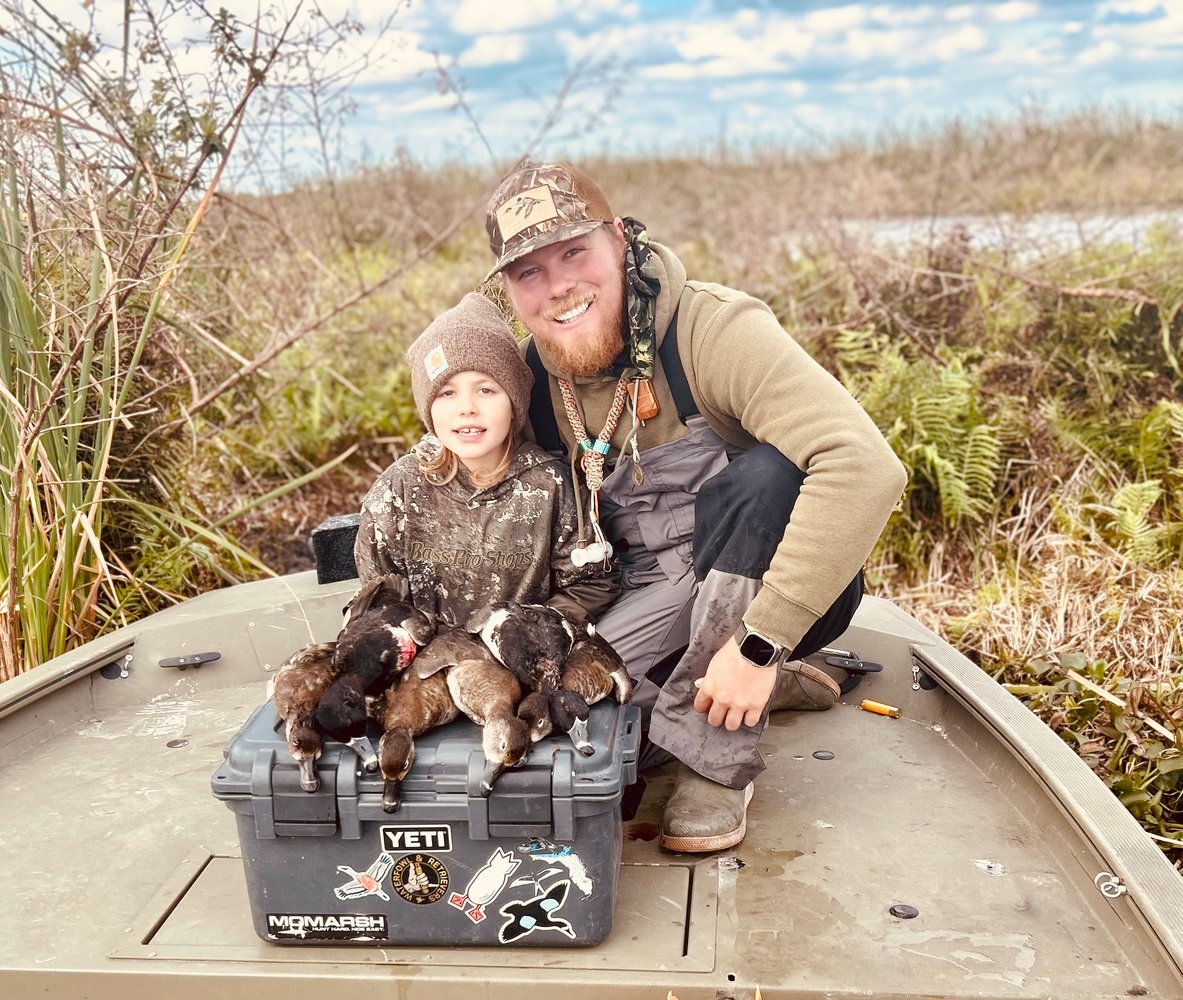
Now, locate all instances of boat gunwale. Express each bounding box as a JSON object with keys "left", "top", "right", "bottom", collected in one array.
[{"left": 894, "top": 608, "right": 1183, "bottom": 983}]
